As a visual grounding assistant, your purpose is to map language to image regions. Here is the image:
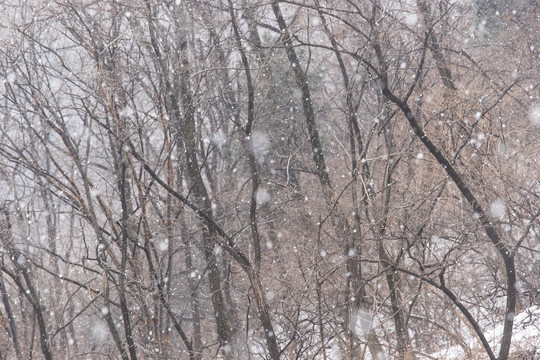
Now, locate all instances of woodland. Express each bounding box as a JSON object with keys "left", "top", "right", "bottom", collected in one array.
[{"left": 0, "top": 0, "right": 539, "bottom": 359}]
